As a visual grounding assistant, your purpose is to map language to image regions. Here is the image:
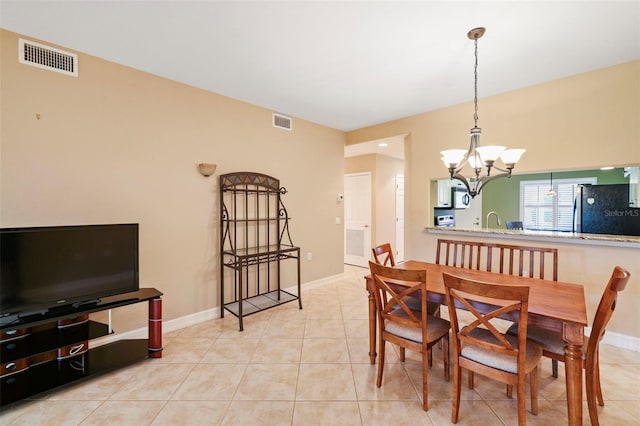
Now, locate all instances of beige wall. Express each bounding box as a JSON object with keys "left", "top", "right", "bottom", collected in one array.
[
  {"left": 2, "top": 28, "right": 638, "bottom": 342},
  {"left": 345, "top": 154, "right": 404, "bottom": 251},
  {"left": 0, "top": 30, "right": 346, "bottom": 331},
  {"left": 346, "top": 61, "right": 640, "bottom": 341}
]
